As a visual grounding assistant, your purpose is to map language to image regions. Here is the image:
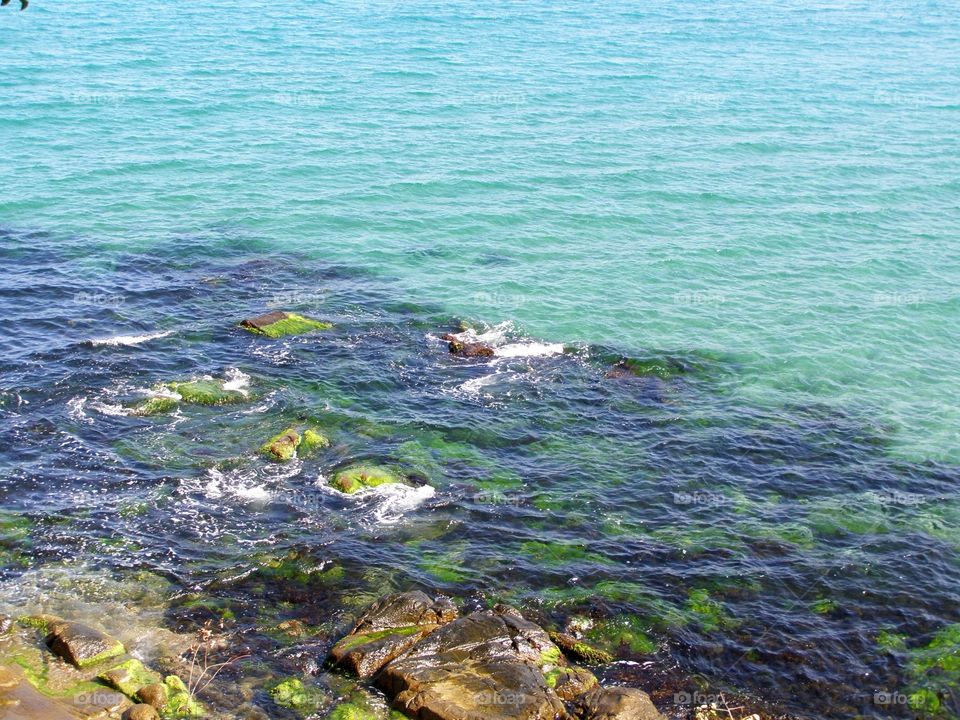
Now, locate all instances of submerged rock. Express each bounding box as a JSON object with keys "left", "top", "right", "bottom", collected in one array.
[
  {"left": 45, "top": 620, "right": 125, "bottom": 668},
  {"left": 549, "top": 631, "right": 614, "bottom": 665},
  {"left": 330, "top": 592, "right": 457, "bottom": 678},
  {"left": 269, "top": 677, "right": 327, "bottom": 713},
  {"left": 572, "top": 687, "right": 665, "bottom": 720},
  {"left": 441, "top": 334, "right": 495, "bottom": 358},
  {"left": 330, "top": 465, "right": 406, "bottom": 494},
  {"left": 240, "top": 311, "right": 332, "bottom": 338},
  {"left": 133, "top": 375, "right": 249, "bottom": 415},
  {"left": 260, "top": 426, "right": 330, "bottom": 462},
  {"left": 0, "top": 665, "right": 80, "bottom": 719}
]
